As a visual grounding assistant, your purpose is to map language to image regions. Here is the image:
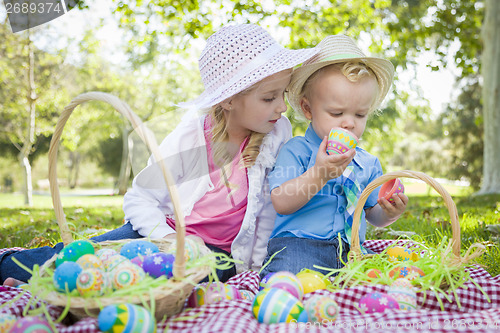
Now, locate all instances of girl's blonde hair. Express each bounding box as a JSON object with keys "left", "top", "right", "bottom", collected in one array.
[{"left": 299, "top": 61, "right": 381, "bottom": 117}]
